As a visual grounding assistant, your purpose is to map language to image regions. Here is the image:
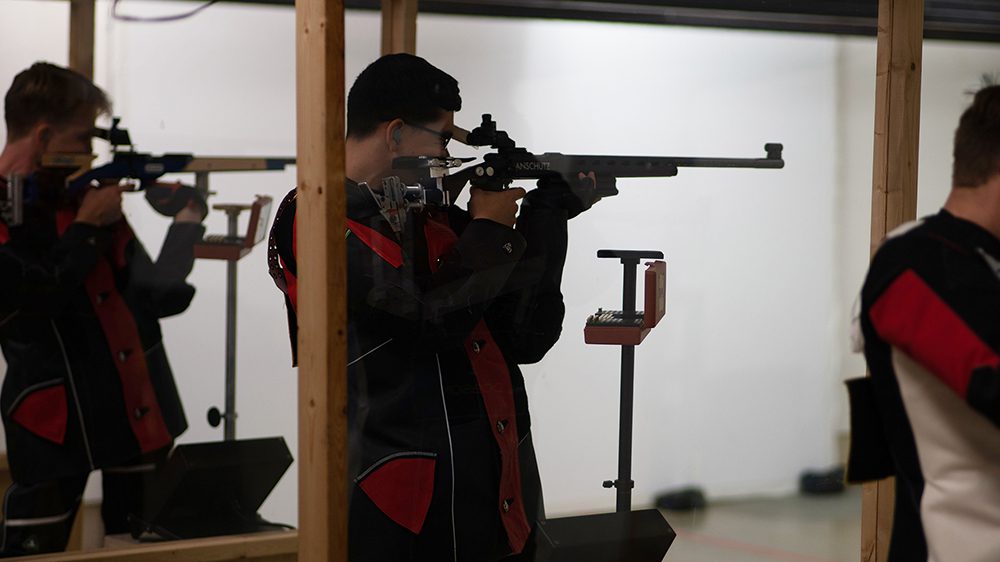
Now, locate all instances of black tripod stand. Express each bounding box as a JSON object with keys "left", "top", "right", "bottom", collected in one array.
[{"left": 535, "top": 249, "right": 674, "bottom": 562}]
